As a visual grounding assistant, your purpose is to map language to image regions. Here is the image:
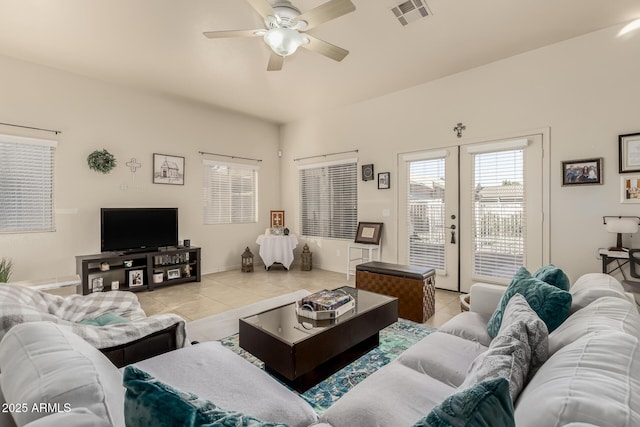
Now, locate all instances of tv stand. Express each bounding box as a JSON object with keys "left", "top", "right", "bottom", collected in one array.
[{"left": 76, "top": 247, "right": 201, "bottom": 295}]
